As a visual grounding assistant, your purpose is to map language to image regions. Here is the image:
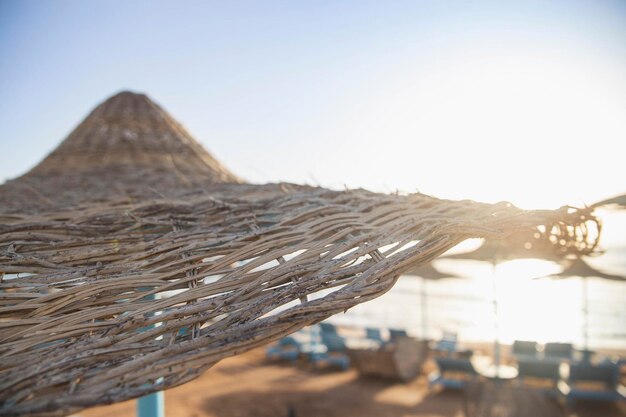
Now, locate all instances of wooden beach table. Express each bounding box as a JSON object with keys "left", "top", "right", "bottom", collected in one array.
[{"left": 347, "top": 337, "right": 429, "bottom": 381}]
